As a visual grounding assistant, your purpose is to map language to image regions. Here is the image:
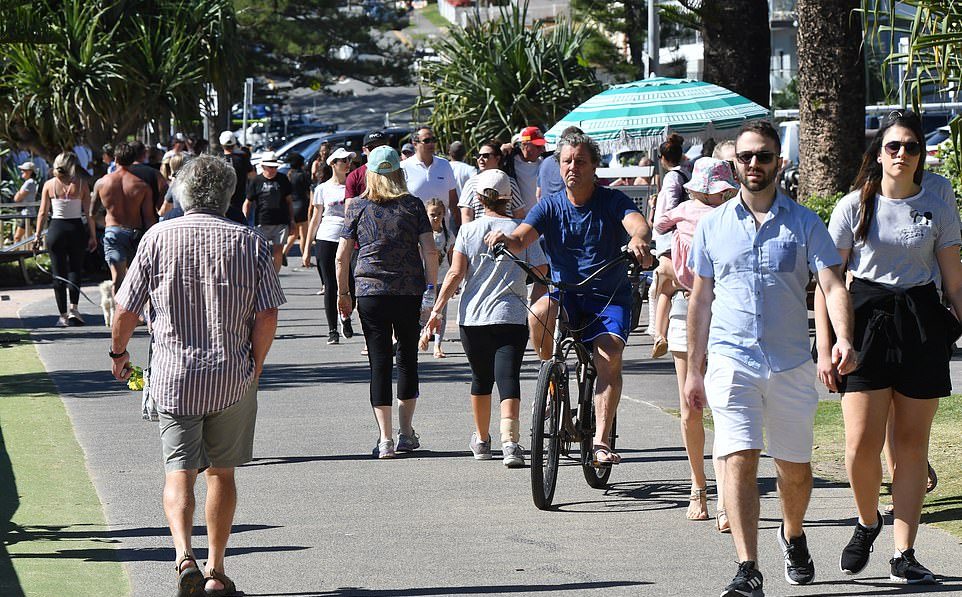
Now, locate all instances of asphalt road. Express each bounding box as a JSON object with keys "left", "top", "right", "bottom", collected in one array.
[{"left": 17, "top": 266, "right": 962, "bottom": 597}]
